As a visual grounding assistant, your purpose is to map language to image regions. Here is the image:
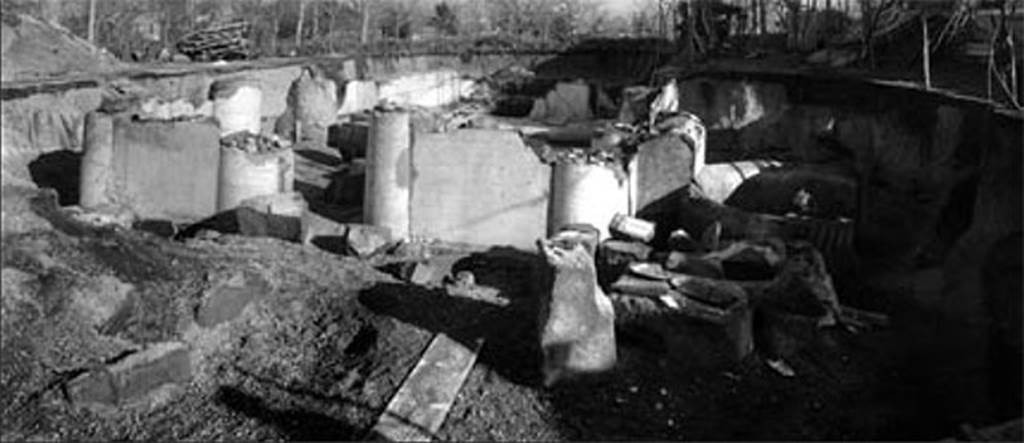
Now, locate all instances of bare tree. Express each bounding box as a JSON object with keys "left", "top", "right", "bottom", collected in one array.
[
  {"left": 295, "top": 0, "right": 305, "bottom": 50},
  {"left": 858, "top": 0, "right": 900, "bottom": 67}
]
